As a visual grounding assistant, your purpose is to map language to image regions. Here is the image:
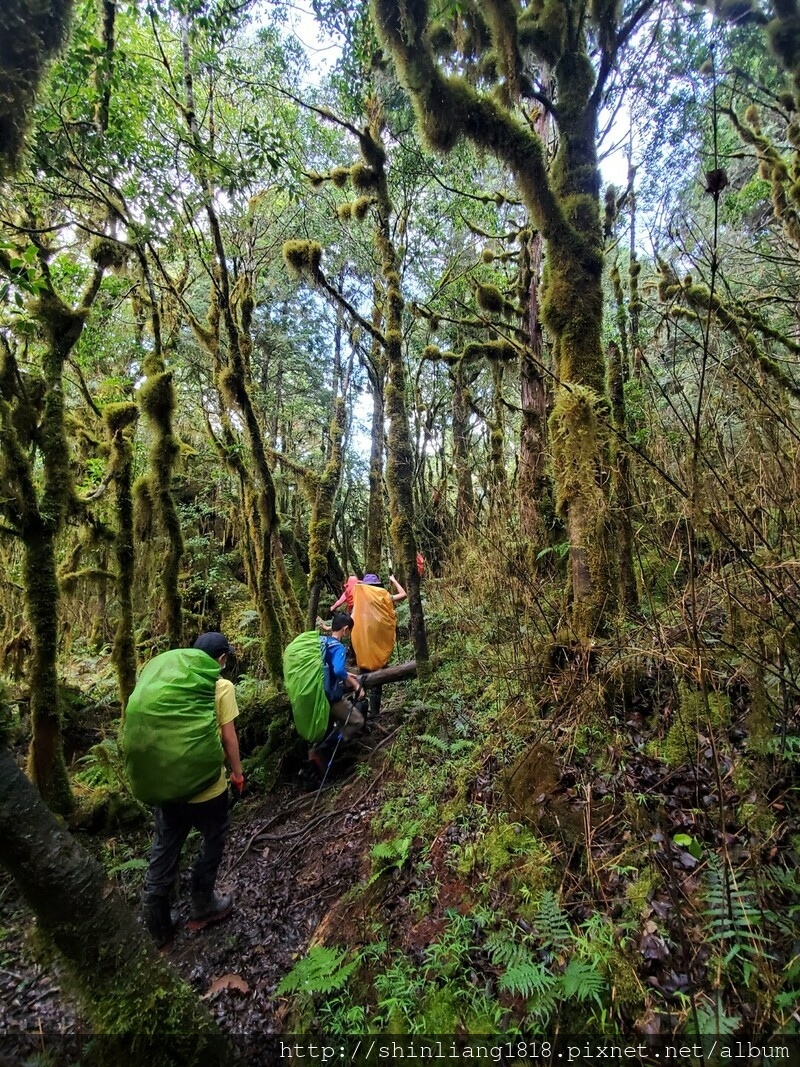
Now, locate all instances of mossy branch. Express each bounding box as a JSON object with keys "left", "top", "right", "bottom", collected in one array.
[
  {"left": 659, "top": 263, "right": 800, "bottom": 400},
  {"left": 371, "top": 0, "right": 566, "bottom": 242}
]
